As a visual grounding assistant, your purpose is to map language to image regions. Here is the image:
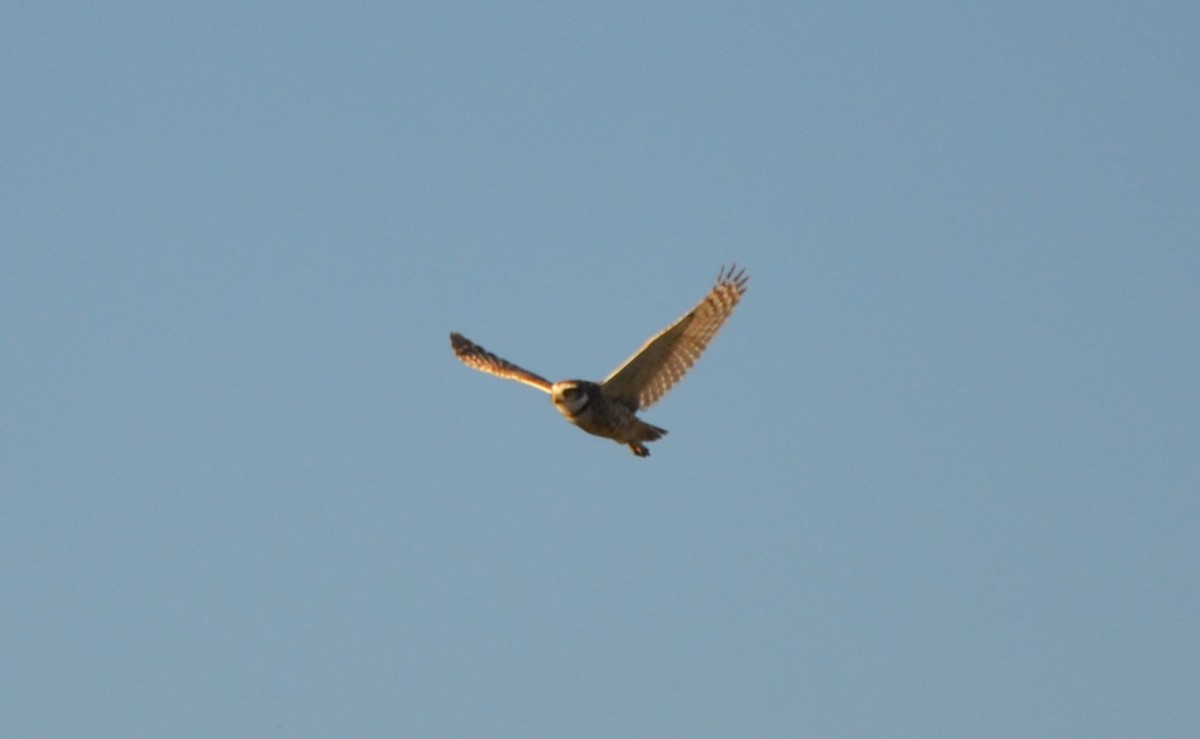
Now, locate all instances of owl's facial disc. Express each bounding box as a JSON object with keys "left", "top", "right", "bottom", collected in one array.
[{"left": 551, "top": 382, "right": 589, "bottom": 416}]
